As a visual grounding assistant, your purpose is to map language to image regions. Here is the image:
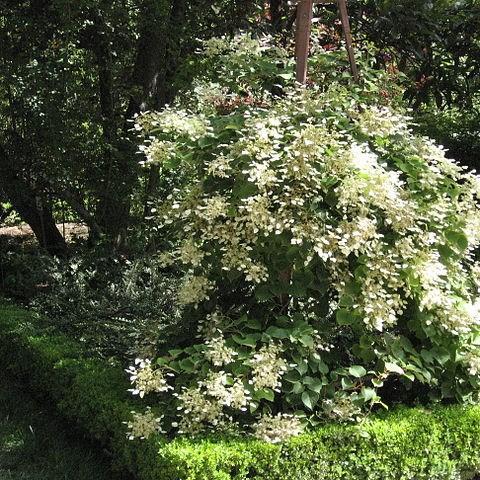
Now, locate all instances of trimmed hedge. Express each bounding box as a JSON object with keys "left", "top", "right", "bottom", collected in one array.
[{"left": 1, "top": 302, "right": 480, "bottom": 480}]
